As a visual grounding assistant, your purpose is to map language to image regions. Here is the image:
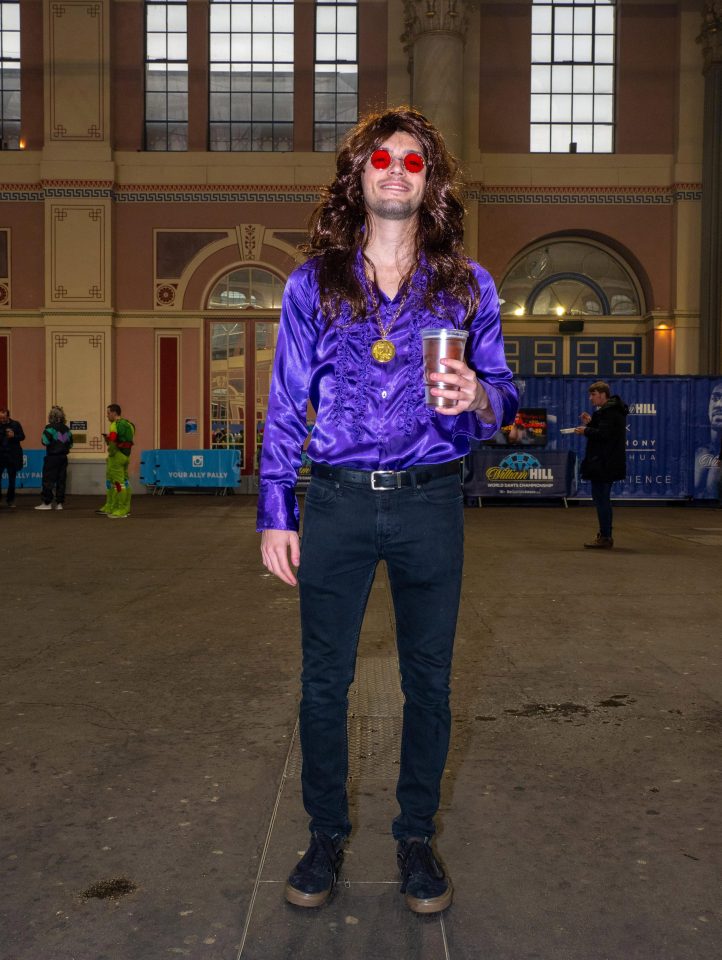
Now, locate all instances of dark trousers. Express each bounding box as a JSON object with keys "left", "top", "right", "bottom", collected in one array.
[
  {"left": 297, "top": 470, "right": 464, "bottom": 841},
  {"left": 591, "top": 480, "right": 614, "bottom": 538},
  {"left": 42, "top": 454, "right": 68, "bottom": 504},
  {"left": 0, "top": 462, "right": 17, "bottom": 503}
]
